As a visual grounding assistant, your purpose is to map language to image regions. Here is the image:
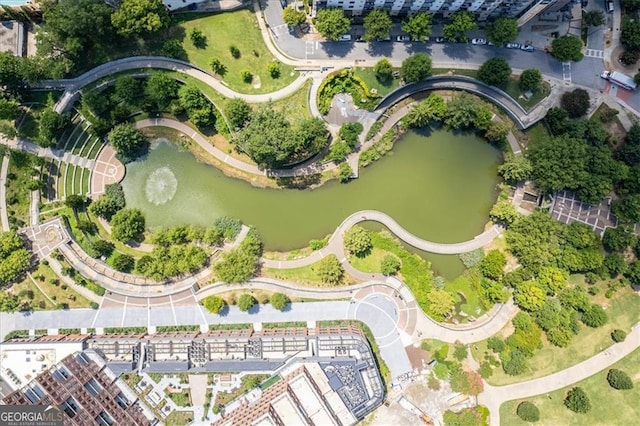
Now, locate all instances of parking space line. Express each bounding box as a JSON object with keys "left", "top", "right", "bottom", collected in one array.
[{"left": 169, "top": 294, "right": 178, "bottom": 325}]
